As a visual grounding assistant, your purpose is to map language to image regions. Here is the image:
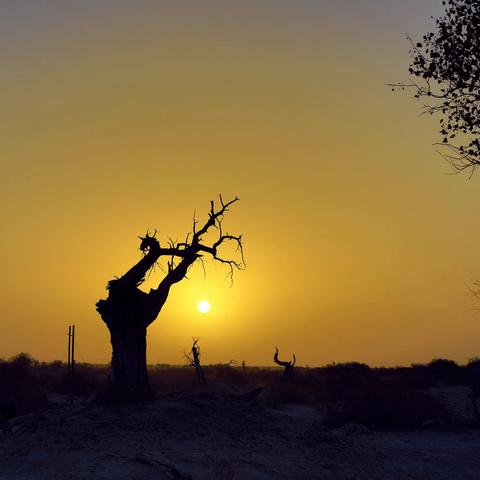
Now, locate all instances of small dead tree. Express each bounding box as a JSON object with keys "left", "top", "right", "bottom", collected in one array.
[
  {"left": 184, "top": 338, "right": 206, "bottom": 384},
  {"left": 223, "top": 360, "right": 237, "bottom": 367},
  {"left": 273, "top": 347, "right": 296, "bottom": 377}
]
